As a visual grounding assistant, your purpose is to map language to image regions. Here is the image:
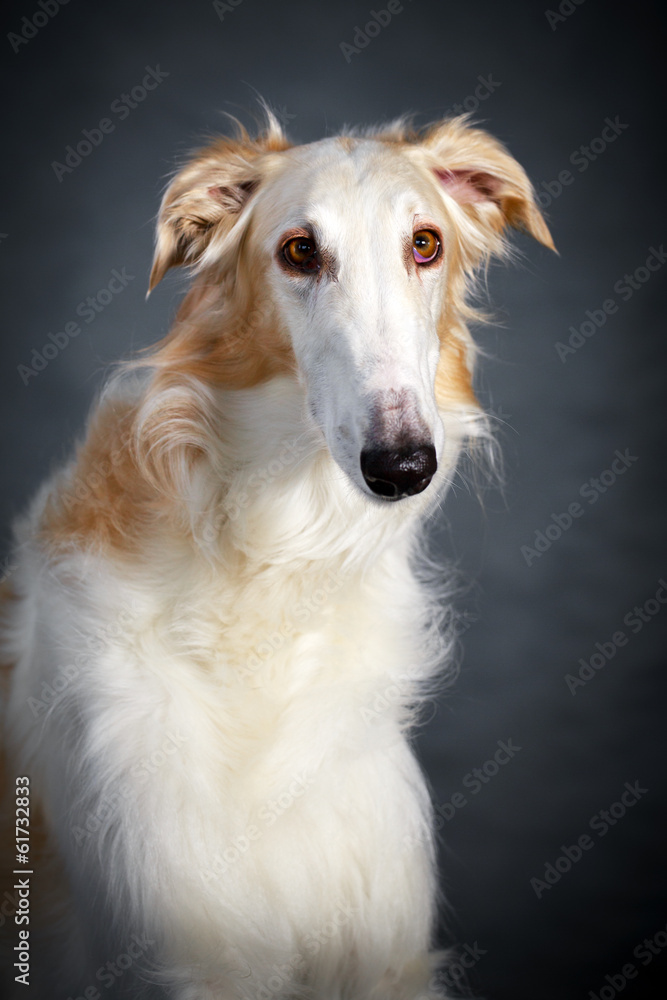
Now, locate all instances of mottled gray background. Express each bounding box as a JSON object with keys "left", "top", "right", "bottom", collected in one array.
[{"left": 1, "top": 0, "right": 665, "bottom": 997}]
